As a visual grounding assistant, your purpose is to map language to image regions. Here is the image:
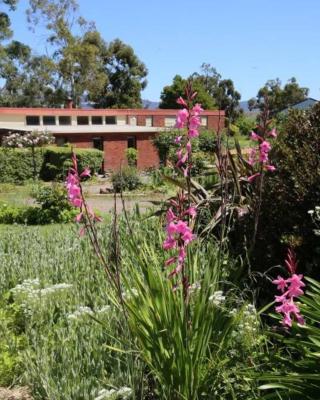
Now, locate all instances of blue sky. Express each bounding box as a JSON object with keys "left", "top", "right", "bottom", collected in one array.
[{"left": 7, "top": 0, "right": 320, "bottom": 102}]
